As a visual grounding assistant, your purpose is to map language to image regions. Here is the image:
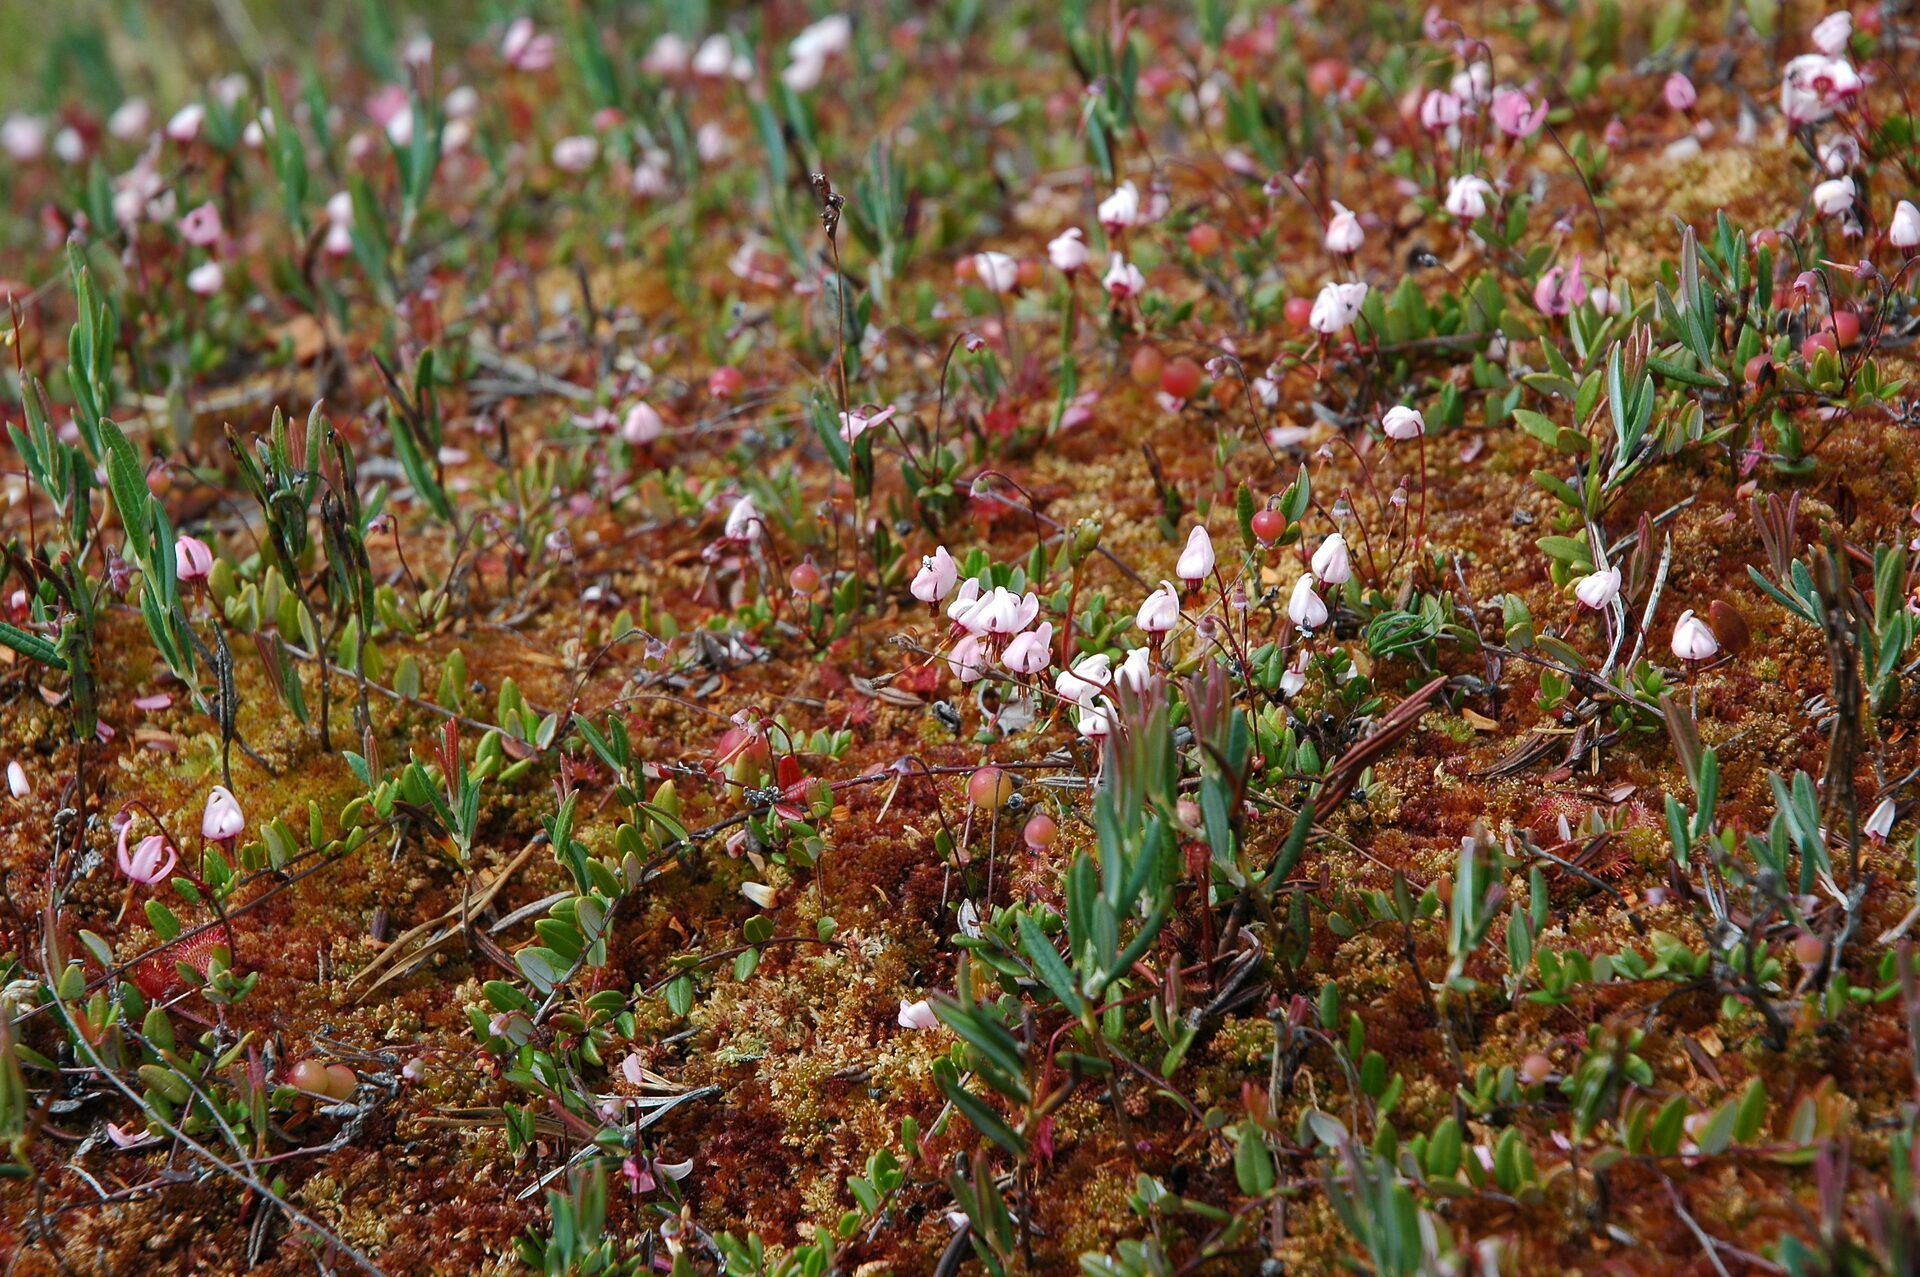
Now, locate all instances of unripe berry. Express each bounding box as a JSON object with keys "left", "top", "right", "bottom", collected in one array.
[{"left": 967, "top": 766, "right": 1015, "bottom": 811}]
